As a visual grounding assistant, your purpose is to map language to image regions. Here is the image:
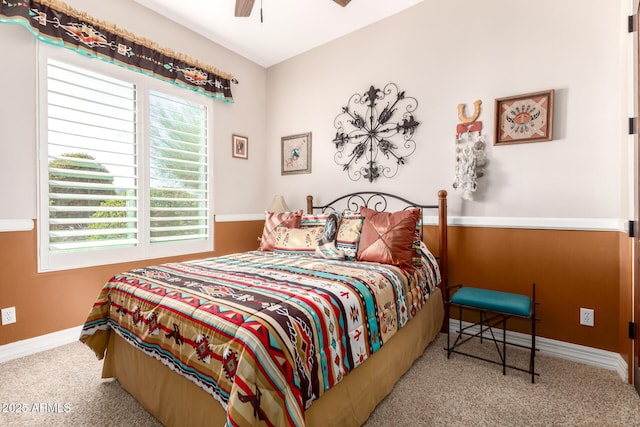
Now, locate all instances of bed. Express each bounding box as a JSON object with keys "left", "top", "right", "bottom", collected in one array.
[{"left": 80, "top": 190, "right": 448, "bottom": 427}]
